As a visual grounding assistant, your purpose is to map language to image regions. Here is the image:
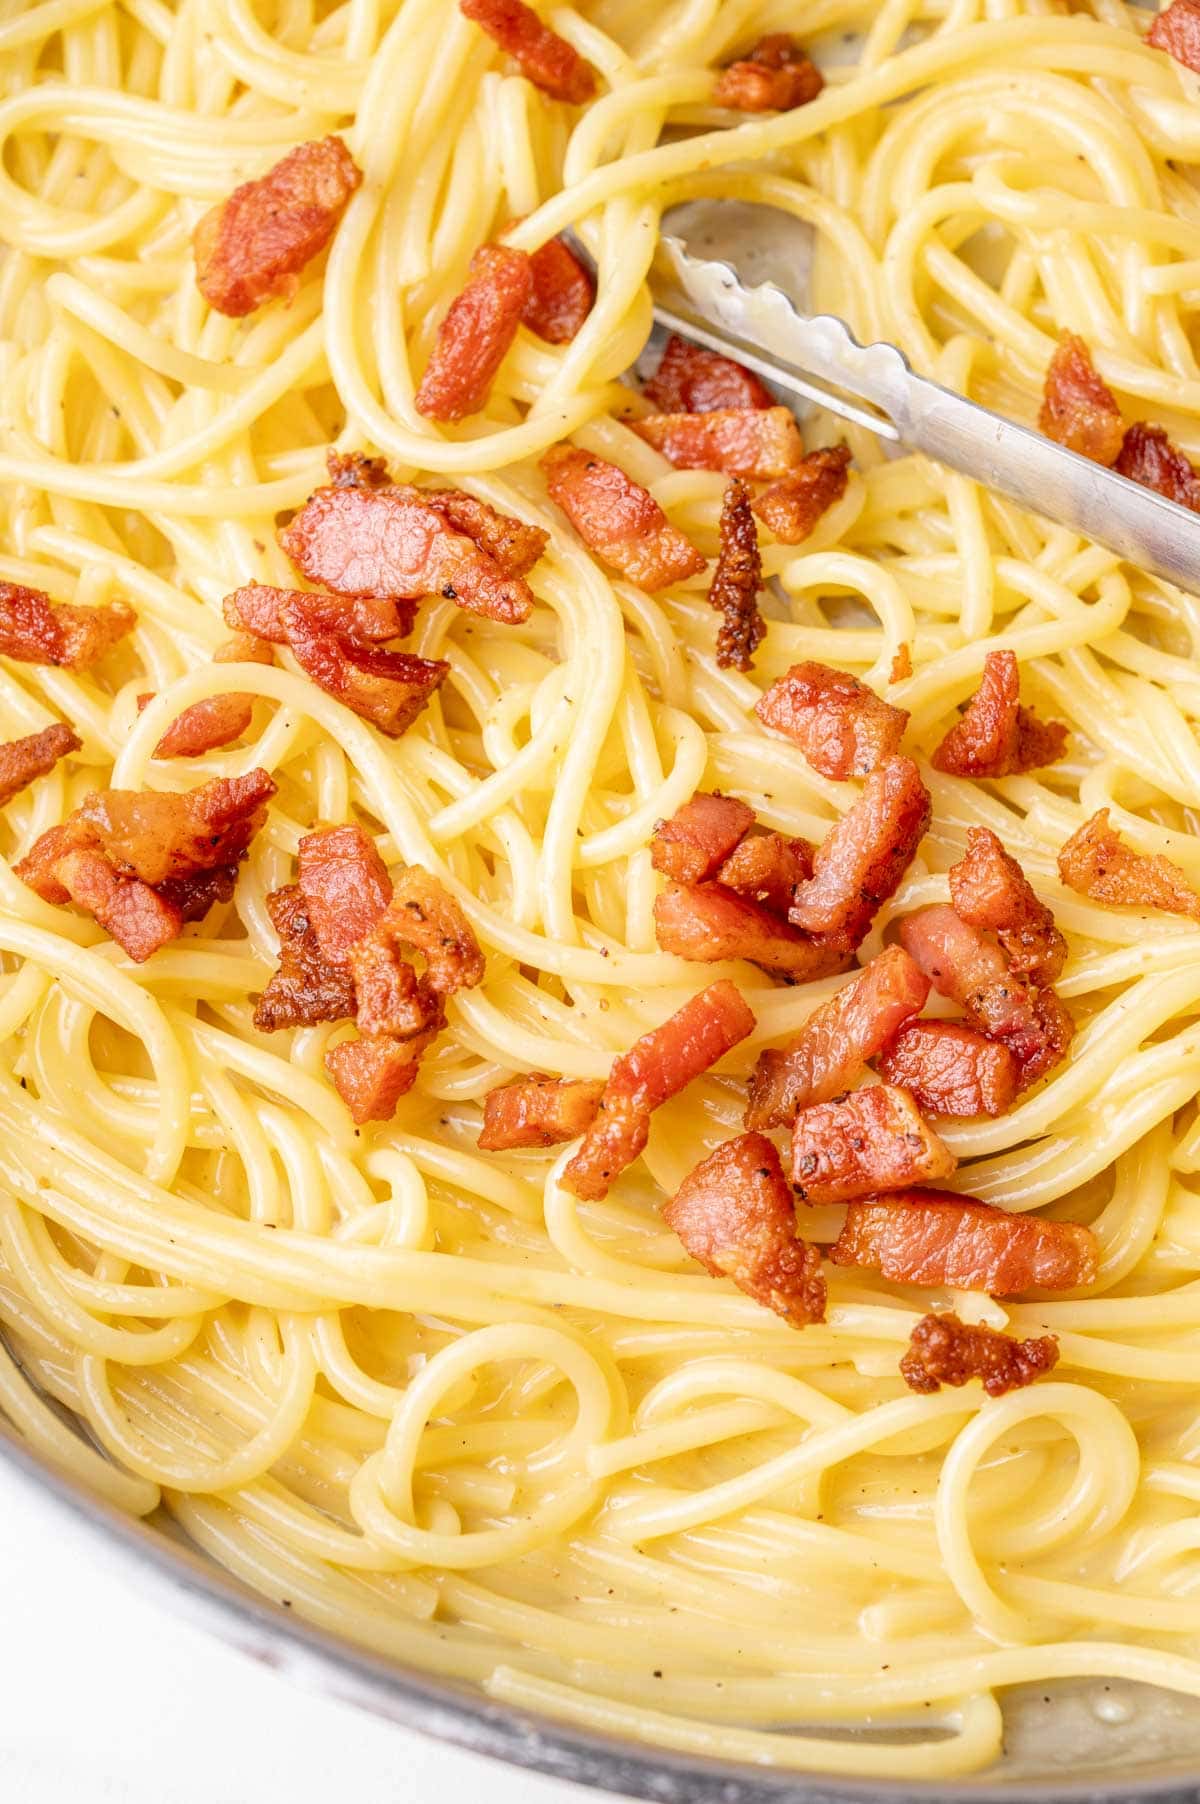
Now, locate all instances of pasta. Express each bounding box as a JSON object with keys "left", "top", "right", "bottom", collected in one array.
[{"left": 6, "top": 0, "right": 1200, "bottom": 1779}]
